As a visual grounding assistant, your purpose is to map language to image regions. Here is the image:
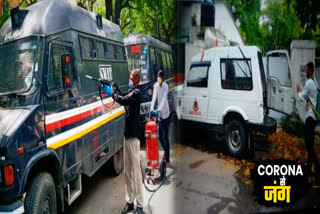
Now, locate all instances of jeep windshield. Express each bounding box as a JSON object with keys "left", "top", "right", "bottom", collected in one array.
[
  {"left": 0, "top": 36, "right": 40, "bottom": 96},
  {"left": 126, "top": 44, "right": 150, "bottom": 85}
]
